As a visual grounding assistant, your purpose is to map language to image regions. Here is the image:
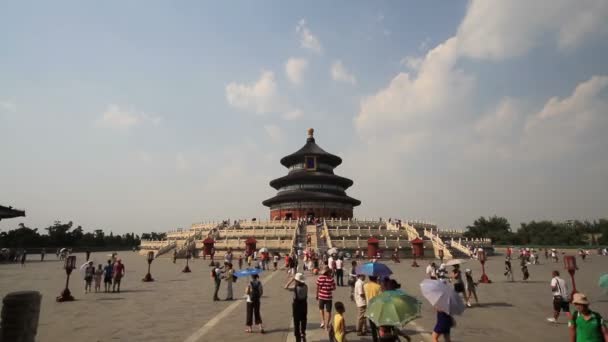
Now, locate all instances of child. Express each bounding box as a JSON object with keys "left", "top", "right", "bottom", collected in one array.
[
  {"left": 94, "top": 264, "right": 104, "bottom": 293},
  {"left": 84, "top": 261, "right": 95, "bottom": 293},
  {"left": 332, "top": 301, "right": 347, "bottom": 342},
  {"left": 432, "top": 309, "right": 454, "bottom": 342},
  {"left": 521, "top": 264, "right": 530, "bottom": 281}
]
